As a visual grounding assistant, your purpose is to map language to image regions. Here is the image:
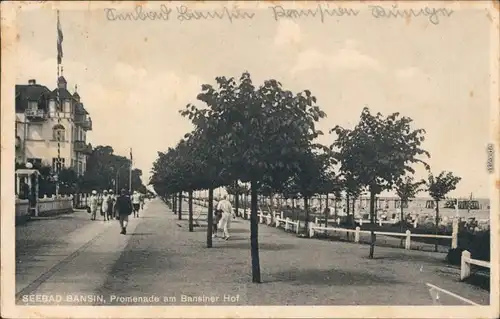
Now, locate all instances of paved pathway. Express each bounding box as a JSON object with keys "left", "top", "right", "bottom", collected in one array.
[{"left": 15, "top": 198, "right": 489, "bottom": 306}]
